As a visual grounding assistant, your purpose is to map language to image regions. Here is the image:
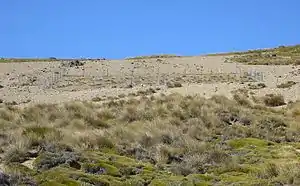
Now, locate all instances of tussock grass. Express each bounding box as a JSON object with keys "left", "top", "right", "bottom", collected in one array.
[
  {"left": 0, "top": 94, "right": 300, "bottom": 185},
  {"left": 263, "top": 94, "right": 286, "bottom": 107}
]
